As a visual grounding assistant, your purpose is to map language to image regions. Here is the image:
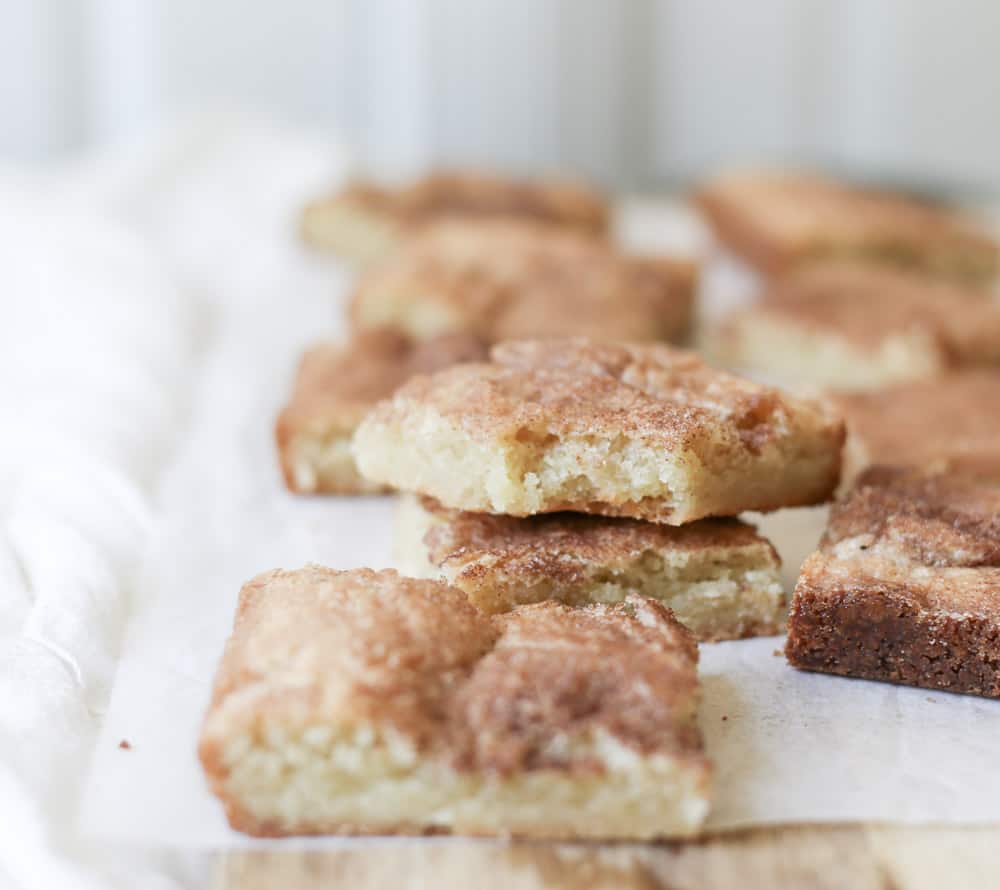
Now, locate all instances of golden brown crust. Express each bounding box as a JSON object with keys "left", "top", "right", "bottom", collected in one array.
[
  {"left": 200, "top": 568, "right": 704, "bottom": 790},
  {"left": 828, "top": 372, "right": 1000, "bottom": 485},
  {"left": 305, "top": 170, "right": 609, "bottom": 242},
  {"left": 375, "top": 350, "right": 697, "bottom": 448},
  {"left": 735, "top": 263, "right": 1000, "bottom": 360},
  {"left": 470, "top": 338, "right": 836, "bottom": 451},
  {"left": 275, "top": 328, "right": 486, "bottom": 492},
  {"left": 348, "top": 219, "right": 697, "bottom": 344},
  {"left": 697, "top": 170, "right": 999, "bottom": 283}
]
